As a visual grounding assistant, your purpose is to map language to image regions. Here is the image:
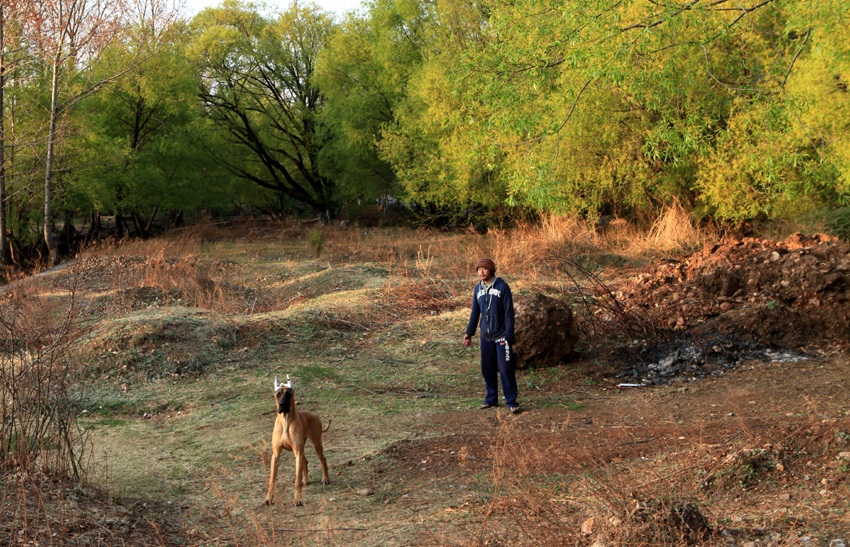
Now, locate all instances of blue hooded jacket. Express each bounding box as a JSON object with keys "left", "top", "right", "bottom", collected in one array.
[{"left": 465, "top": 277, "right": 515, "bottom": 342}]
